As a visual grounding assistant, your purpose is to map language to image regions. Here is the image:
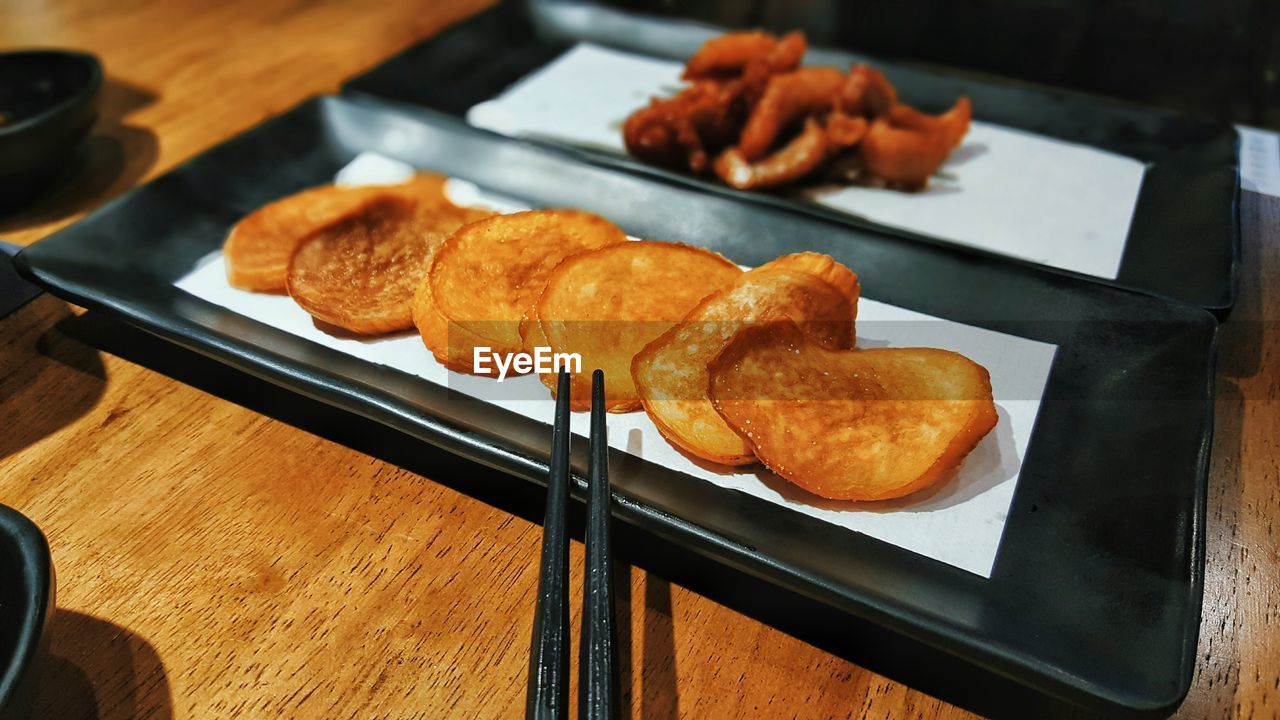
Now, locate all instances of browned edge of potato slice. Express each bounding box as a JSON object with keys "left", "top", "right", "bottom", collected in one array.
[
  {"left": 286, "top": 182, "right": 491, "bottom": 335},
  {"left": 529, "top": 241, "right": 743, "bottom": 411},
  {"left": 708, "top": 321, "right": 997, "bottom": 500},
  {"left": 422, "top": 209, "right": 627, "bottom": 375},
  {"left": 225, "top": 184, "right": 386, "bottom": 292},
  {"left": 631, "top": 252, "right": 860, "bottom": 465},
  {"left": 225, "top": 173, "right": 457, "bottom": 293}
]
